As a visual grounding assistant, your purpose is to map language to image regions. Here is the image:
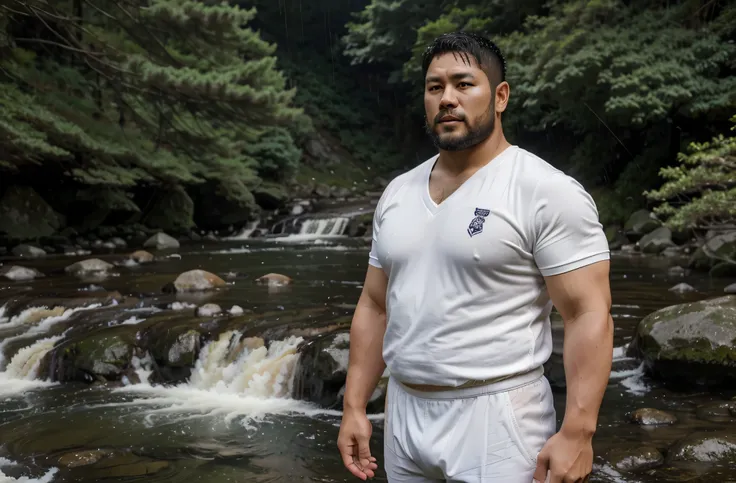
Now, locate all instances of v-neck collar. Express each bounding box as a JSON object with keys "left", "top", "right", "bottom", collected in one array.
[{"left": 421, "top": 145, "right": 516, "bottom": 216}]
